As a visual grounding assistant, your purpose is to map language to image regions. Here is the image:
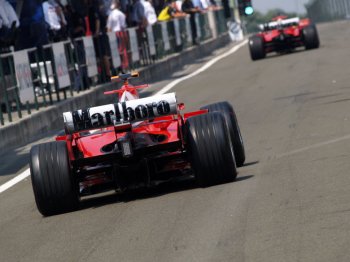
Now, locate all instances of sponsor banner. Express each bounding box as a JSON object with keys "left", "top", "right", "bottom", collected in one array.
[
  {"left": 174, "top": 19, "right": 182, "bottom": 46},
  {"left": 161, "top": 22, "right": 170, "bottom": 51},
  {"left": 195, "top": 14, "right": 201, "bottom": 39},
  {"left": 173, "top": 19, "right": 182, "bottom": 46},
  {"left": 128, "top": 28, "right": 140, "bottom": 62},
  {"left": 146, "top": 25, "right": 156, "bottom": 56},
  {"left": 64, "top": 93, "right": 178, "bottom": 134},
  {"left": 228, "top": 21, "right": 244, "bottom": 42},
  {"left": 207, "top": 11, "right": 218, "bottom": 38},
  {"left": 13, "top": 50, "right": 35, "bottom": 103},
  {"left": 108, "top": 32, "right": 121, "bottom": 68},
  {"left": 82, "top": 36, "right": 98, "bottom": 77},
  {"left": 52, "top": 42, "right": 70, "bottom": 88},
  {"left": 185, "top": 17, "right": 192, "bottom": 44}
]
